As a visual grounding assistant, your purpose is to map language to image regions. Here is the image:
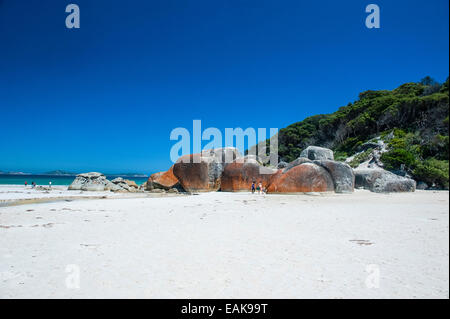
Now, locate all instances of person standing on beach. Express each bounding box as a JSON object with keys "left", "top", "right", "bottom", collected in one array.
[
  {"left": 49, "top": 181, "right": 52, "bottom": 189},
  {"left": 251, "top": 181, "right": 256, "bottom": 194},
  {"left": 258, "top": 181, "right": 262, "bottom": 194},
  {"left": 24, "top": 181, "right": 27, "bottom": 187}
]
